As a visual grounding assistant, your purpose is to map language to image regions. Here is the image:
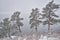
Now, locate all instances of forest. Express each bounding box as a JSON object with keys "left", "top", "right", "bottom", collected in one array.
[{"left": 0, "top": 0, "right": 60, "bottom": 40}]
